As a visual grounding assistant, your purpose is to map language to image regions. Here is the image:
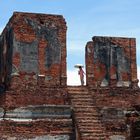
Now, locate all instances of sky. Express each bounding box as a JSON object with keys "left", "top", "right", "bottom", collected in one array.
[{"left": 0, "top": 0, "right": 140, "bottom": 85}]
